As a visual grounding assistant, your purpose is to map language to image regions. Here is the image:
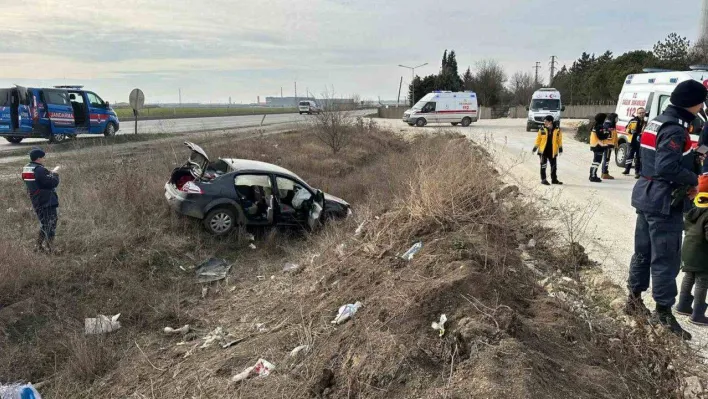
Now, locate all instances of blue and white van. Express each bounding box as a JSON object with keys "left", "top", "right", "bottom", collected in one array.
[{"left": 0, "top": 85, "right": 119, "bottom": 144}]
